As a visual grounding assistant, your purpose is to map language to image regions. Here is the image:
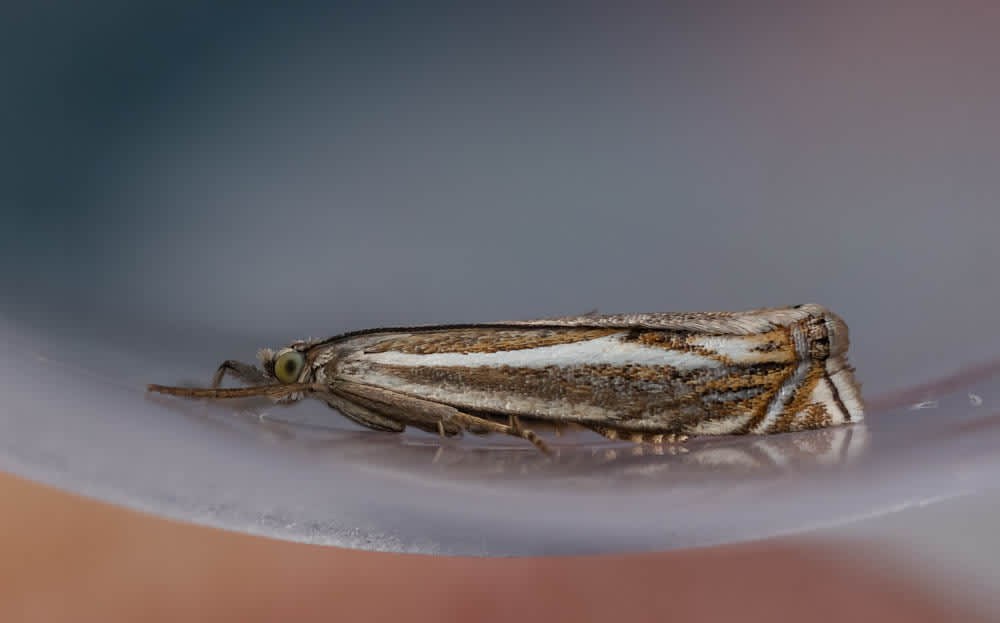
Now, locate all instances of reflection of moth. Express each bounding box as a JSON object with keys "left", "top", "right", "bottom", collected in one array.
[
  {"left": 307, "top": 424, "right": 873, "bottom": 485},
  {"left": 685, "top": 424, "right": 870, "bottom": 471},
  {"left": 149, "top": 304, "right": 864, "bottom": 454}
]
